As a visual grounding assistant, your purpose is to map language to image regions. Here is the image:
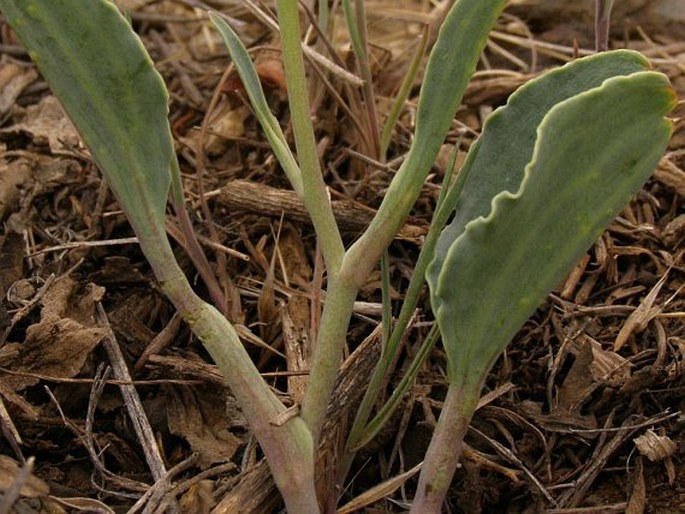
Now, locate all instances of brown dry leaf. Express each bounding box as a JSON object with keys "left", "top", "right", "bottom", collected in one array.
[
  {"left": 633, "top": 429, "right": 678, "bottom": 462},
  {"left": 179, "top": 480, "right": 215, "bottom": 514},
  {"left": 625, "top": 457, "right": 646, "bottom": 514},
  {"left": 1, "top": 96, "right": 80, "bottom": 152},
  {"left": 0, "top": 455, "right": 49, "bottom": 497},
  {"left": 662, "top": 214, "right": 685, "bottom": 247},
  {"left": 558, "top": 337, "right": 630, "bottom": 409},
  {"left": 519, "top": 400, "right": 597, "bottom": 434},
  {"left": 165, "top": 385, "right": 242, "bottom": 469},
  {"left": 0, "top": 380, "right": 39, "bottom": 419},
  {"left": 0, "top": 59, "right": 37, "bottom": 116},
  {"left": 0, "top": 159, "right": 32, "bottom": 222},
  {"left": 586, "top": 340, "right": 631, "bottom": 387},
  {"left": 0, "top": 277, "right": 106, "bottom": 391},
  {"left": 278, "top": 227, "right": 312, "bottom": 287},
  {"left": 200, "top": 100, "right": 249, "bottom": 156},
  {"left": 614, "top": 272, "right": 669, "bottom": 351},
  {"left": 0, "top": 231, "right": 26, "bottom": 299},
  {"left": 257, "top": 273, "right": 280, "bottom": 344},
  {"left": 654, "top": 157, "right": 685, "bottom": 197}
]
